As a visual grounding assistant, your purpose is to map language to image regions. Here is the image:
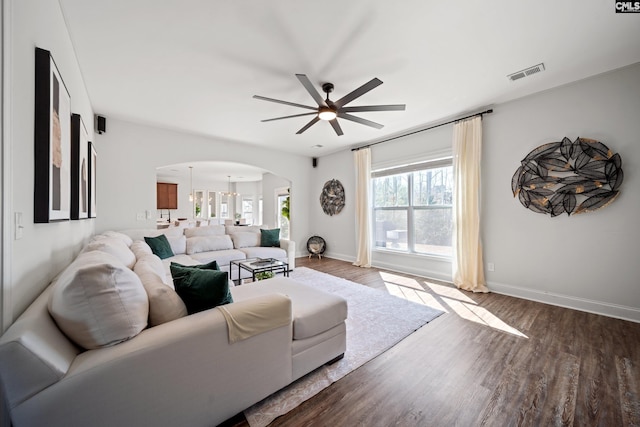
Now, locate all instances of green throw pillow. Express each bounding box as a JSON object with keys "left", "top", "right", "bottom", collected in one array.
[
  {"left": 144, "top": 234, "right": 175, "bottom": 259},
  {"left": 260, "top": 228, "right": 280, "bottom": 247},
  {"left": 170, "top": 264, "right": 232, "bottom": 314},
  {"left": 171, "top": 260, "right": 219, "bottom": 271}
]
